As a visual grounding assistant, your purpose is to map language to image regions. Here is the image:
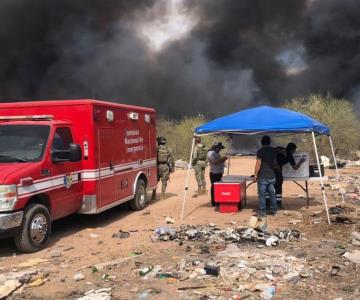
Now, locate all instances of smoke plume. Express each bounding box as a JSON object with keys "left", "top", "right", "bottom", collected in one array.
[{"left": 0, "top": 0, "right": 359, "bottom": 116}]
